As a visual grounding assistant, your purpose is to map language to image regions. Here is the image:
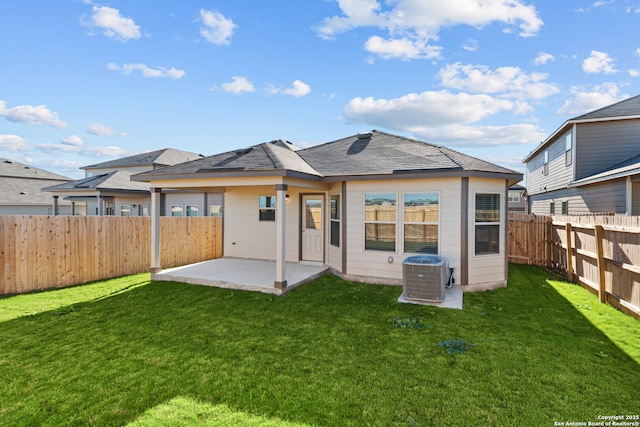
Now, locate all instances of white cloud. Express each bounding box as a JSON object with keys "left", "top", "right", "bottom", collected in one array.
[
  {"left": 635, "top": 48, "right": 640, "bottom": 57},
  {"left": 438, "top": 63, "right": 559, "bottom": 100},
  {"left": 199, "top": 9, "right": 236, "bottom": 45},
  {"left": 462, "top": 38, "right": 478, "bottom": 52},
  {"left": 0, "top": 134, "right": 29, "bottom": 151},
  {"left": 85, "top": 5, "right": 141, "bottom": 41},
  {"left": 629, "top": 69, "right": 640, "bottom": 77},
  {"left": 269, "top": 80, "right": 311, "bottom": 98},
  {"left": 582, "top": 50, "right": 617, "bottom": 74},
  {"left": 364, "top": 36, "right": 442, "bottom": 60},
  {"left": 37, "top": 137, "right": 127, "bottom": 158},
  {"left": 534, "top": 52, "right": 555, "bottom": 65},
  {"left": 61, "top": 135, "right": 84, "bottom": 147},
  {"left": 0, "top": 100, "right": 68, "bottom": 129},
  {"left": 87, "top": 122, "right": 126, "bottom": 136},
  {"left": 317, "top": 0, "right": 543, "bottom": 60},
  {"left": 107, "top": 63, "right": 185, "bottom": 79},
  {"left": 220, "top": 76, "right": 255, "bottom": 94},
  {"left": 556, "top": 83, "right": 624, "bottom": 116},
  {"left": 412, "top": 123, "right": 546, "bottom": 147}
]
